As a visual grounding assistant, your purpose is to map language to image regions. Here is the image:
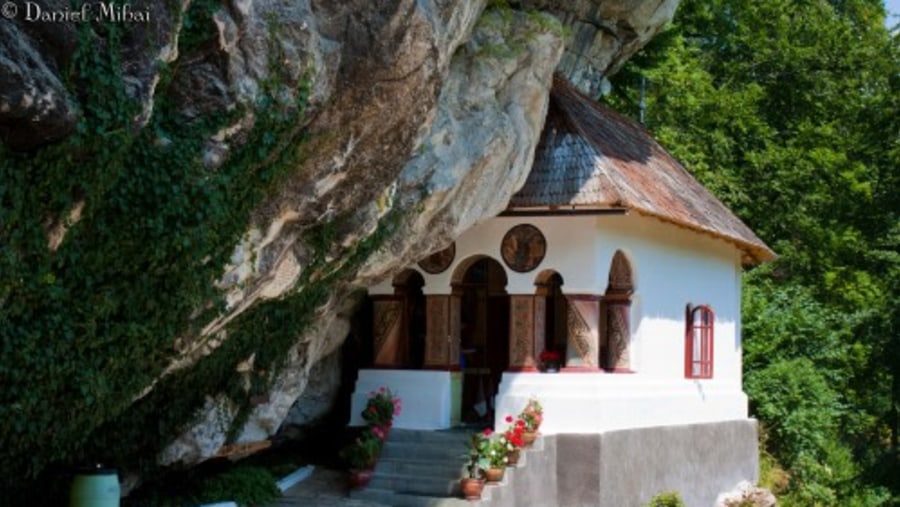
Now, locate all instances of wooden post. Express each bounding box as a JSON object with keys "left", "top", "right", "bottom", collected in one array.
[
  {"left": 605, "top": 296, "right": 633, "bottom": 372},
  {"left": 508, "top": 295, "right": 543, "bottom": 371},
  {"left": 424, "top": 295, "right": 460, "bottom": 369},
  {"left": 564, "top": 295, "right": 601, "bottom": 370},
  {"left": 372, "top": 296, "right": 403, "bottom": 367}
]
